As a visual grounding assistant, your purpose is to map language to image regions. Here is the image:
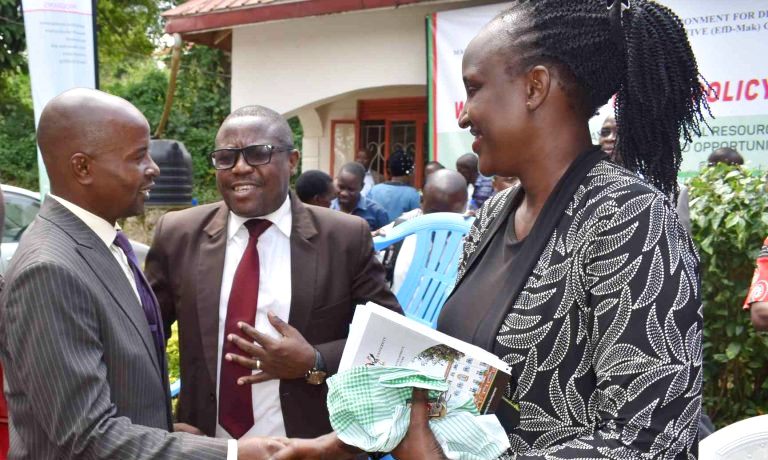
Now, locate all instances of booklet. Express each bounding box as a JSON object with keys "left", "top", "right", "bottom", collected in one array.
[{"left": 339, "top": 302, "right": 512, "bottom": 414}]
